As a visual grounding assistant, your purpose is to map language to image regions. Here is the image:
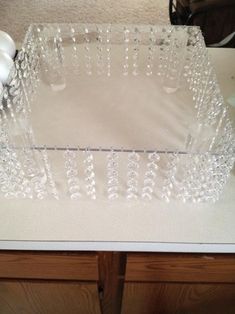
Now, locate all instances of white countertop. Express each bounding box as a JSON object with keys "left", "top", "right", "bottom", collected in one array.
[{"left": 0, "top": 48, "right": 235, "bottom": 253}]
